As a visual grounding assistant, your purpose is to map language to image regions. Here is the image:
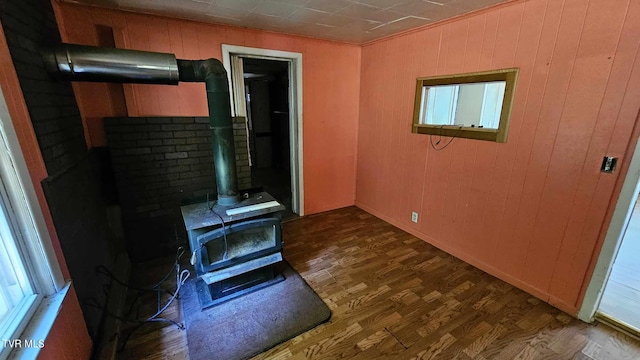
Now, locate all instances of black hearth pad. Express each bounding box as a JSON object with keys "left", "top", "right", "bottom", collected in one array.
[{"left": 181, "top": 261, "right": 331, "bottom": 360}]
